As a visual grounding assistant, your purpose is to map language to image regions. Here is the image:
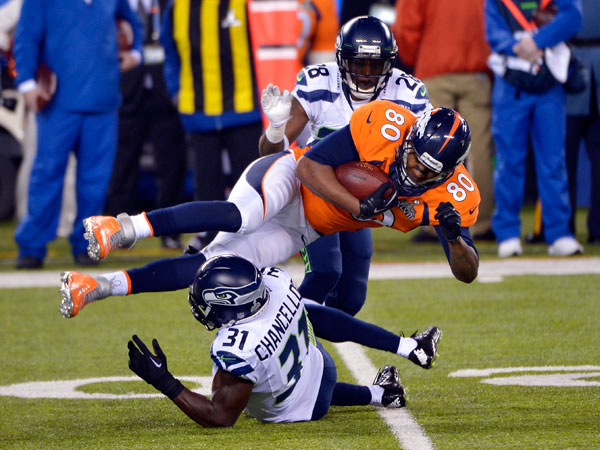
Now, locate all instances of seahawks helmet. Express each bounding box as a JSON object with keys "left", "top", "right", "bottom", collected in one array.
[
  {"left": 335, "top": 16, "right": 397, "bottom": 100},
  {"left": 188, "top": 255, "right": 269, "bottom": 331},
  {"left": 394, "top": 108, "right": 471, "bottom": 196}
]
